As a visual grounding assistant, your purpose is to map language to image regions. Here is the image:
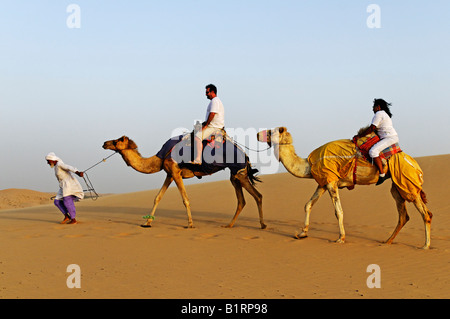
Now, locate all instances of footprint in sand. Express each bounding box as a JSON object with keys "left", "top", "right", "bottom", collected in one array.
[
  {"left": 93, "top": 226, "right": 109, "bottom": 230},
  {"left": 24, "top": 234, "right": 42, "bottom": 239},
  {"left": 109, "top": 232, "right": 140, "bottom": 239},
  {"left": 154, "top": 234, "right": 174, "bottom": 238},
  {"left": 63, "top": 234, "right": 85, "bottom": 238},
  {"left": 193, "top": 233, "right": 219, "bottom": 240},
  {"left": 241, "top": 236, "right": 262, "bottom": 240}
]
